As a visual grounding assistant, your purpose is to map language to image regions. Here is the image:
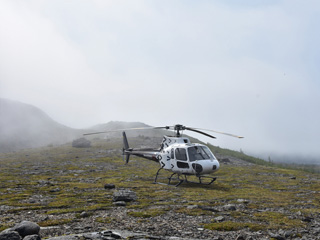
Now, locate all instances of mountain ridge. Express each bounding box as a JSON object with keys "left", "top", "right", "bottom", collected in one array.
[
  {"left": 0, "top": 98, "right": 83, "bottom": 152},
  {"left": 0, "top": 99, "right": 168, "bottom": 152}
]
